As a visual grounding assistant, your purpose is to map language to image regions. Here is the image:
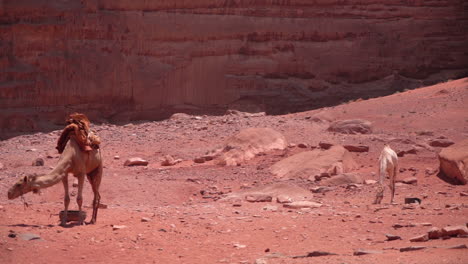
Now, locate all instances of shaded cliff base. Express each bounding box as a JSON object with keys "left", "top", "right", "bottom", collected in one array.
[{"left": 1, "top": 74, "right": 467, "bottom": 140}]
